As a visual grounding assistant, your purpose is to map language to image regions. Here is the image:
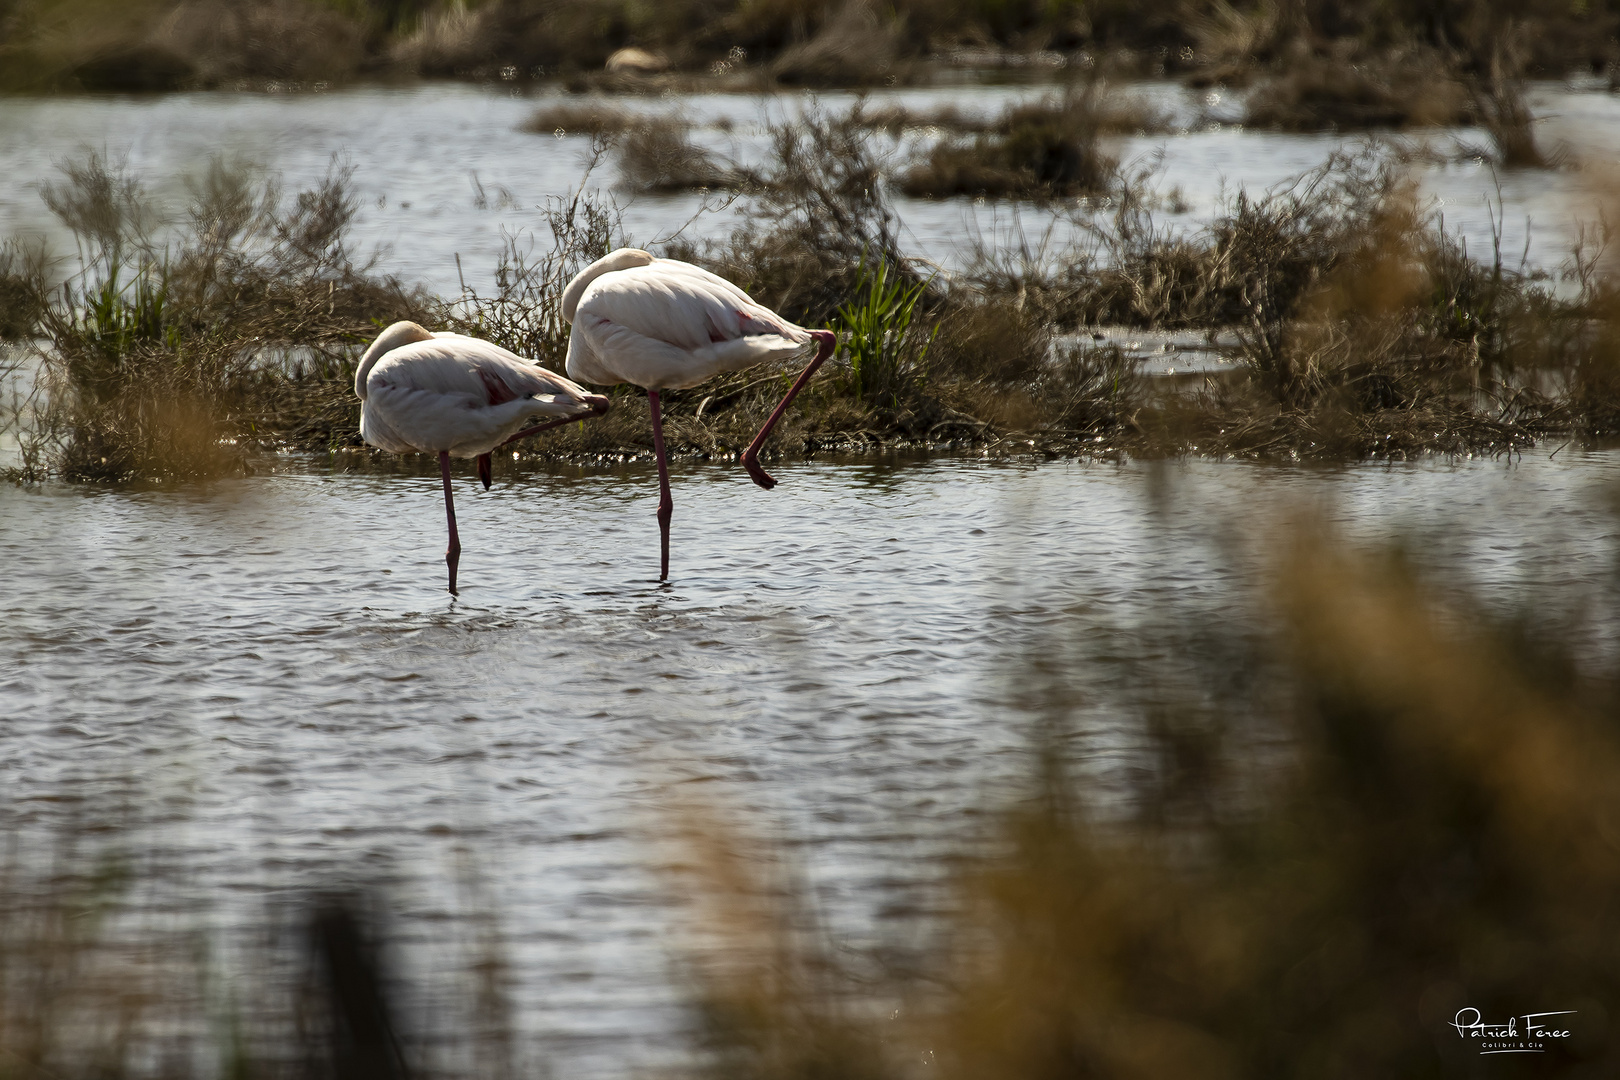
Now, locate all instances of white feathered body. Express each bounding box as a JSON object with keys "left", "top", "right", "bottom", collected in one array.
[
  {"left": 563, "top": 251, "right": 815, "bottom": 391},
  {"left": 356, "top": 324, "right": 601, "bottom": 458}
]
